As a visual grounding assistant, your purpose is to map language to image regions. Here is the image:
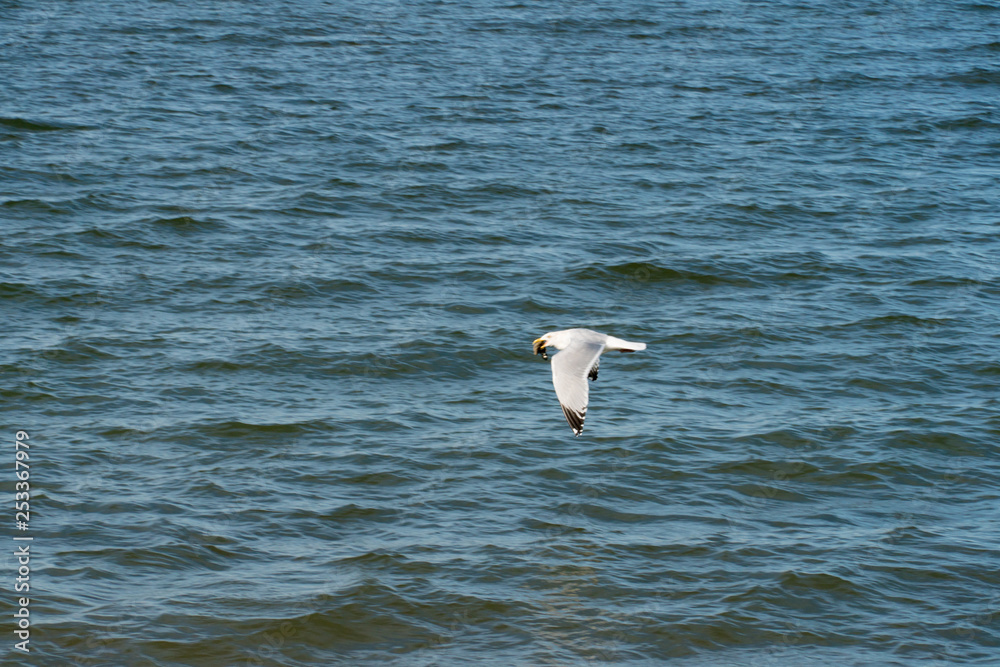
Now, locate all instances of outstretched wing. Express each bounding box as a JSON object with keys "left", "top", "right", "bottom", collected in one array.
[{"left": 551, "top": 340, "right": 603, "bottom": 436}]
